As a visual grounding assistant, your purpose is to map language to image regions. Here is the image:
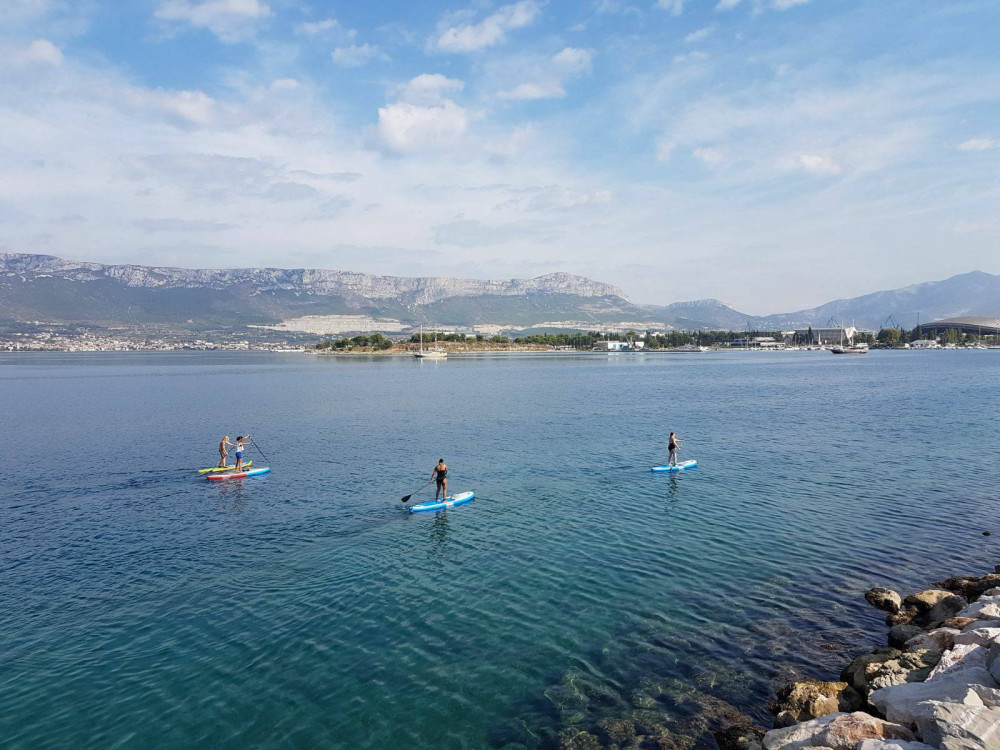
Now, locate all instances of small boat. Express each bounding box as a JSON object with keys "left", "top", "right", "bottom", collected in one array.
[
  {"left": 207, "top": 467, "right": 270, "bottom": 481},
  {"left": 408, "top": 491, "right": 475, "bottom": 512},
  {"left": 414, "top": 325, "right": 447, "bottom": 360},
  {"left": 198, "top": 461, "right": 251, "bottom": 474}
]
